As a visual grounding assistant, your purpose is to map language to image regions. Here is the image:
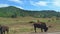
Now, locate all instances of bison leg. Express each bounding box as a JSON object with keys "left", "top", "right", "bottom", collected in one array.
[
  {"left": 41, "top": 28, "right": 43, "bottom": 32},
  {"left": 1, "top": 31, "right": 3, "bottom": 34},
  {"left": 34, "top": 27, "right": 36, "bottom": 33},
  {"left": 1, "top": 30, "right": 4, "bottom": 34},
  {"left": 3, "top": 31, "right": 5, "bottom": 34},
  {"left": 1, "top": 32, "right": 3, "bottom": 34},
  {"left": 7, "top": 29, "right": 9, "bottom": 34}
]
